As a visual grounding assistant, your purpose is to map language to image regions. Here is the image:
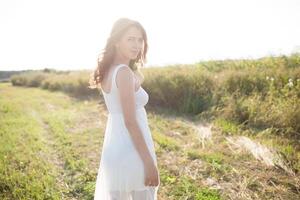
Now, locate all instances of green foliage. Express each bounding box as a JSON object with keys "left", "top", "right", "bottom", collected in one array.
[
  {"left": 187, "top": 150, "right": 202, "bottom": 160},
  {"left": 214, "top": 118, "right": 241, "bottom": 135},
  {"left": 0, "top": 94, "right": 62, "bottom": 199},
  {"left": 143, "top": 66, "right": 215, "bottom": 114},
  {"left": 153, "top": 131, "right": 180, "bottom": 151},
  {"left": 0, "top": 84, "right": 99, "bottom": 199},
  {"left": 160, "top": 168, "right": 221, "bottom": 199},
  {"left": 11, "top": 70, "right": 98, "bottom": 98},
  {"left": 11, "top": 72, "right": 47, "bottom": 87},
  {"left": 10, "top": 54, "right": 300, "bottom": 138}
]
